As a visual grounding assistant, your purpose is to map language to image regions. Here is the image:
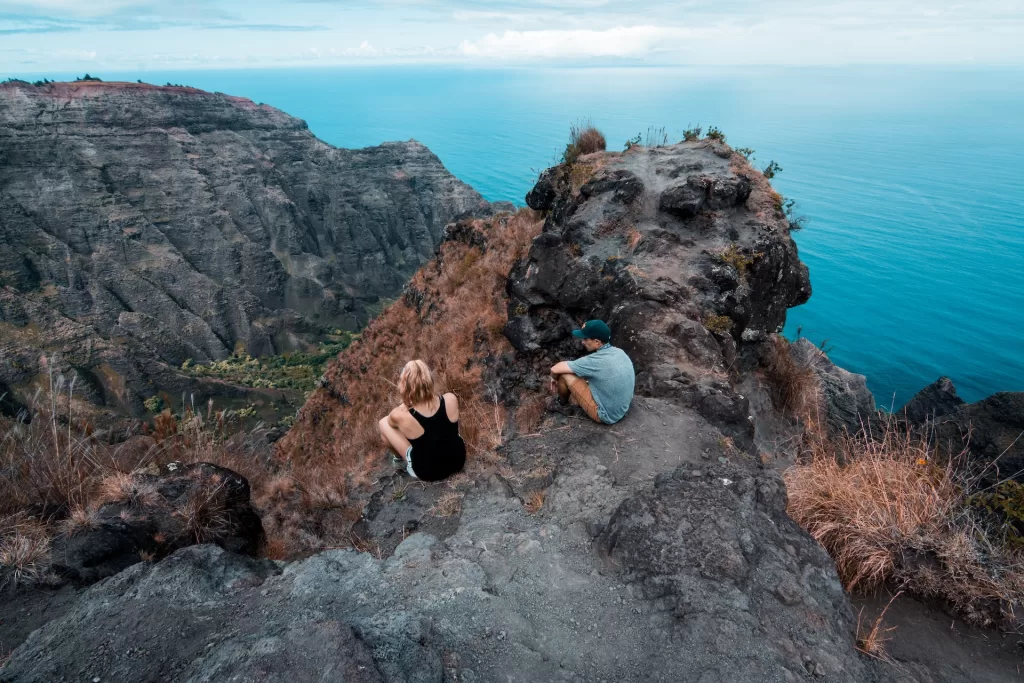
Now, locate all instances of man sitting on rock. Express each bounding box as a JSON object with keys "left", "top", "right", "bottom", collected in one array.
[{"left": 549, "top": 319, "right": 635, "bottom": 424}]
